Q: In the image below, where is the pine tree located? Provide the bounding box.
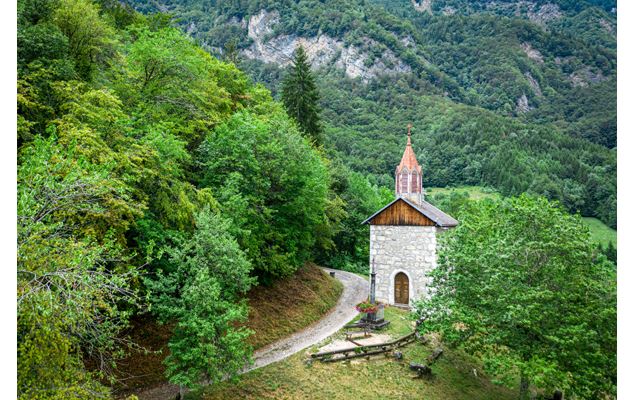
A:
[281,46,322,145]
[223,37,239,65]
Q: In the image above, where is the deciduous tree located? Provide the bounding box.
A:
[416,195,616,399]
[145,210,255,392]
[199,111,330,279]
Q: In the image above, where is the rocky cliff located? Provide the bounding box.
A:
[242,10,412,82]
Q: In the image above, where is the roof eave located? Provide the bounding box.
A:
[362,196,459,227]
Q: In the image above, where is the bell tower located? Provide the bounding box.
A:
[395,124,423,205]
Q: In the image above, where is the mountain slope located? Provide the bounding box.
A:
[124,0,617,227]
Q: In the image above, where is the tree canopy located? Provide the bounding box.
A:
[145,209,255,390]
[416,194,616,399]
[16,0,338,395]
[198,110,330,279]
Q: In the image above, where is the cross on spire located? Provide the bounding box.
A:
[407,123,412,145]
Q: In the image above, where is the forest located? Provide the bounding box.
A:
[16,0,616,399]
[124,0,617,231]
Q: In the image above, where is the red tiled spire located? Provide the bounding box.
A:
[396,124,422,174]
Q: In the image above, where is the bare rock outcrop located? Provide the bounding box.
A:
[516,94,532,114]
[525,72,542,97]
[527,3,562,26]
[599,18,616,36]
[485,1,562,26]
[242,10,412,82]
[412,0,432,14]
[569,67,606,88]
[521,42,544,64]
[442,6,456,16]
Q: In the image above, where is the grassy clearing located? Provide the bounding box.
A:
[115,263,342,396]
[426,186,499,200]
[583,217,617,247]
[191,307,514,400]
[428,188,617,247]
[345,306,414,338]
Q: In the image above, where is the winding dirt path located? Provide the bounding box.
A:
[132,268,368,400]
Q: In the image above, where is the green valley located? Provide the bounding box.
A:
[15,0,617,399]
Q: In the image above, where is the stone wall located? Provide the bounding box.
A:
[369,225,437,305]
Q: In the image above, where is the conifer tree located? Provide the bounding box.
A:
[281,46,323,145]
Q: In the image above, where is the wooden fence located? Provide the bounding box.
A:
[310,332,418,362]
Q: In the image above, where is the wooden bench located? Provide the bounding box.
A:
[345,327,371,341]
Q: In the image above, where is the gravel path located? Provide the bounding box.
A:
[132,268,367,400]
[246,267,368,371]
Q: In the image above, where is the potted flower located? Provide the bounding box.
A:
[355,301,378,314]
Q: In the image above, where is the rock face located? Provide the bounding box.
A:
[370,225,439,305]
[527,3,562,26]
[442,6,456,16]
[599,18,616,36]
[412,0,432,14]
[525,72,542,97]
[485,1,562,26]
[569,67,606,88]
[516,94,532,114]
[521,42,544,64]
[242,10,411,82]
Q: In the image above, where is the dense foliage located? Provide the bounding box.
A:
[16,0,338,396]
[123,0,617,229]
[199,110,330,279]
[16,0,618,397]
[145,210,255,390]
[416,195,616,399]
[17,135,138,399]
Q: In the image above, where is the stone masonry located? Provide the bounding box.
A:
[364,128,457,307]
[370,225,439,305]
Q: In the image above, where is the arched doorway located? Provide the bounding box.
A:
[394,272,409,304]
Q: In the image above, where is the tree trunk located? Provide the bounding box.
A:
[519,372,530,400]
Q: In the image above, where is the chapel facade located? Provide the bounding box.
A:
[363,126,458,306]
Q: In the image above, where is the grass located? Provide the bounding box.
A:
[346,306,414,338]
[583,217,617,247]
[246,263,344,349]
[426,185,499,201]
[190,307,514,400]
[115,263,343,396]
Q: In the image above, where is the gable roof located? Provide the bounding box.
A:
[362,196,459,227]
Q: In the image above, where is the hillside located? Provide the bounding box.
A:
[124,0,617,228]
[191,307,515,400]
[426,185,617,247]
[16,1,617,398]
[113,264,342,396]
[17,0,347,396]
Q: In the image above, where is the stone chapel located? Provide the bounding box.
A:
[362,126,458,306]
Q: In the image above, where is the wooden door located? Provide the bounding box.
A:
[394,272,409,304]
